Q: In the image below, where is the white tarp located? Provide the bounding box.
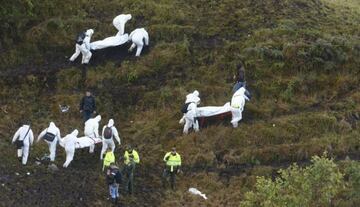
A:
[90,33,129,50]
[60,136,102,149]
[196,102,232,117]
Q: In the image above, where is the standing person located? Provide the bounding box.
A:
[179,90,201,134]
[37,122,61,162]
[61,129,79,168]
[12,122,34,165]
[162,147,182,190]
[123,145,140,194]
[106,163,122,204]
[100,119,121,160]
[84,115,101,153]
[230,87,248,128]
[103,148,115,171]
[233,63,251,99]
[79,90,97,122]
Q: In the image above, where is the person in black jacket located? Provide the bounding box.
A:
[233,63,251,100]
[79,90,96,122]
[106,163,122,204]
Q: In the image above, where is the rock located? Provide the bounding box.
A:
[48,163,59,172]
[15,172,19,176]
[26,172,31,175]
[35,161,41,165]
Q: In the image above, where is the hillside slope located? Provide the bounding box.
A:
[0,0,360,206]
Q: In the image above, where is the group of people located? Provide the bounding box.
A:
[69,13,149,64]
[10,8,252,203]
[11,92,183,204]
[179,63,251,134]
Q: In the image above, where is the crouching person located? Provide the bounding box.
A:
[106,163,122,204]
[162,147,181,190]
[69,29,94,64]
[12,122,34,165]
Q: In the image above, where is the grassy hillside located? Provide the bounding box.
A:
[0,0,360,206]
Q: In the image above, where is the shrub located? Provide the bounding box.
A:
[241,154,344,207]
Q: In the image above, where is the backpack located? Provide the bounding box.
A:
[43,128,56,142]
[43,132,56,142]
[75,32,86,45]
[181,102,192,113]
[104,127,113,139]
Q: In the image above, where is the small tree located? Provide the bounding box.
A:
[241,154,344,207]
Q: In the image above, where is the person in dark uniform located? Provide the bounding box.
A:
[79,90,96,122]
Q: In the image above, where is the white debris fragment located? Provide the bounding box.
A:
[189,187,207,200]
[15,172,19,176]
[59,105,70,113]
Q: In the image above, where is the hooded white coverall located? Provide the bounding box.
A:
[230,87,248,128]
[128,28,149,57]
[113,14,132,35]
[84,115,101,153]
[61,129,79,168]
[12,125,34,165]
[100,119,121,160]
[69,29,94,64]
[37,122,61,162]
[182,90,201,134]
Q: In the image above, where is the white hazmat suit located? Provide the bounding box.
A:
[100,119,121,160]
[12,125,34,165]
[69,29,94,64]
[37,122,61,162]
[230,87,248,128]
[61,129,79,168]
[128,28,149,57]
[113,14,132,35]
[84,115,101,153]
[181,90,201,134]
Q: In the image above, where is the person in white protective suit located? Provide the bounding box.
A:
[230,87,249,128]
[61,129,79,168]
[113,14,132,35]
[12,124,34,165]
[128,28,149,57]
[84,115,101,153]
[100,119,121,160]
[179,90,201,124]
[180,90,201,134]
[37,122,61,162]
[69,29,94,64]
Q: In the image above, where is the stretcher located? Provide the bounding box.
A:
[60,136,102,149]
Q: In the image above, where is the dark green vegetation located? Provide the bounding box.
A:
[1,0,360,206]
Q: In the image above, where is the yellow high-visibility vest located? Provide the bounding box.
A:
[124,150,140,165]
[164,152,181,172]
[103,151,115,170]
